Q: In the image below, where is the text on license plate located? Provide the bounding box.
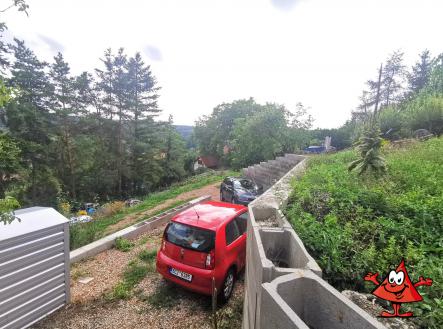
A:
[169,267,192,282]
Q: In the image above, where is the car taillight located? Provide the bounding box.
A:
[162,239,166,251]
[206,250,215,269]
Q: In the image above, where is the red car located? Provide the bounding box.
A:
[156,200,248,302]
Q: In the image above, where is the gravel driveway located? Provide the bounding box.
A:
[33,220,244,329]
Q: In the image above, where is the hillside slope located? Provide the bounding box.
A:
[285,138,442,328]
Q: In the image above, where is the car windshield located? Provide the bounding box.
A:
[165,222,215,253]
[234,179,255,190]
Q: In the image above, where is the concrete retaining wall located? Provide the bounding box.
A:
[242,154,305,191]
[70,195,211,263]
[242,157,386,329]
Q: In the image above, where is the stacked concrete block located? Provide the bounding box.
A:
[242,157,386,329]
[261,271,385,329]
[242,154,305,192]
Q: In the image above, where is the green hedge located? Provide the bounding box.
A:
[285,138,443,328]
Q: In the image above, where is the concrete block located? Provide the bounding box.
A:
[262,271,386,329]
[259,228,322,277]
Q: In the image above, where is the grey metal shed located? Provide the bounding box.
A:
[0,207,70,329]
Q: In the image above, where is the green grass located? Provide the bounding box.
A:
[109,248,159,300]
[115,237,135,252]
[70,170,238,250]
[285,138,443,329]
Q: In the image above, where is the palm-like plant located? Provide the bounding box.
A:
[348,125,386,175]
[349,63,387,176]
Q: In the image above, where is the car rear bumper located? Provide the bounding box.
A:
[156,250,216,296]
[236,198,255,206]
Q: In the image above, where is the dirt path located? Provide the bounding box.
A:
[103,182,221,235]
[34,224,244,329]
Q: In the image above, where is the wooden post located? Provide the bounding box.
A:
[212,277,218,329]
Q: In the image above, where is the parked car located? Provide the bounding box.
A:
[220,177,262,205]
[156,201,248,302]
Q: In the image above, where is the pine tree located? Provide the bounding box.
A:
[364,51,406,110]
[49,52,84,199]
[408,50,432,96]
[125,52,160,194]
[6,39,59,205]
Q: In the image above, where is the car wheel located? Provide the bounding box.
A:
[220,191,224,201]
[220,268,235,303]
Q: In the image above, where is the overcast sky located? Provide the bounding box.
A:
[3,0,443,128]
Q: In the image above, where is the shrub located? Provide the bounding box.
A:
[115,237,134,252]
[95,201,125,218]
[70,222,99,250]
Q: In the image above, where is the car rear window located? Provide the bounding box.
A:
[165,222,215,253]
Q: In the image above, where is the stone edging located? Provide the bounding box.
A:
[70,195,211,263]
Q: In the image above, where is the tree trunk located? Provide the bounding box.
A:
[373,64,383,124]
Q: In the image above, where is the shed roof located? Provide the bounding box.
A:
[199,155,219,168]
[0,207,68,241]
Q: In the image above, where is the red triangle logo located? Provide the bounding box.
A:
[372,259,423,303]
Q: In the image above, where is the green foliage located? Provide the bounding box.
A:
[404,95,443,136]
[286,138,443,328]
[138,249,157,262]
[230,104,290,168]
[195,98,314,168]
[1,38,195,207]
[0,196,20,225]
[0,133,22,197]
[69,170,237,250]
[115,237,135,252]
[348,124,386,175]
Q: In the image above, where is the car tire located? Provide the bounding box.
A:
[220,191,224,201]
[219,268,235,304]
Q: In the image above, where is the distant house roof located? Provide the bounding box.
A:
[198,156,219,168]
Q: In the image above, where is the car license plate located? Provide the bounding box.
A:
[169,267,192,282]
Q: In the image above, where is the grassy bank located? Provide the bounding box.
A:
[70,170,238,250]
[285,138,442,328]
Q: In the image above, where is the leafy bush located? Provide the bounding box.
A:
[70,222,99,250]
[95,201,125,218]
[285,138,443,328]
[115,237,135,252]
[0,196,20,225]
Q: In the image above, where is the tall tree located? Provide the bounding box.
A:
[6,39,59,206]
[160,115,186,185]
[408,50,432,96]
[125,52,160,194]
[0,133,21,198]
[194,98,262,163]
[364,51,406,110]
[49,53,84,199]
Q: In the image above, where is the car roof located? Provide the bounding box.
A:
[171,201,246,231]
[225,176,252,182]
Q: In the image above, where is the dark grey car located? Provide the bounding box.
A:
[220,177,263,205]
